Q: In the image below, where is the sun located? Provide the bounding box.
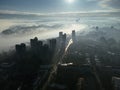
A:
[66,0,74,3]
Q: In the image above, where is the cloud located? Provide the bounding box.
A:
[0,10,44,16]
[86,0,120,11]
[0,9,120,20]
[100,0,120,9]
[86,0,98,2]
[1,24,63,35]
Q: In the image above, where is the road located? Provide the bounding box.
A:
[42,38,73,90]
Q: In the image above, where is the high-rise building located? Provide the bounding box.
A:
[59,32,63,38]
[15,43,26,53]
[62,33,66,42]
[72,30,76,41]
[49,39,56,50]
[38,41,43,47]
[30,37,38,48]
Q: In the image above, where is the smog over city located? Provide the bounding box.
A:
[0,0,120,90]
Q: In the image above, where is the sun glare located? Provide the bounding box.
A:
[66,0,74,3]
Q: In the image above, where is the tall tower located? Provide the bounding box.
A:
[72,30,76,41]
[59,32,63,38]
[49,39,56,51]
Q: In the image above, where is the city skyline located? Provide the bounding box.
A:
[0,0,120,52]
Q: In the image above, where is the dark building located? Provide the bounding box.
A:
[59,32,66,42]
[49,39,56,51]
[59,32,64,44]
[30,37,43,51]
[58,32,67,47]
[56,64,100,90]
[43,44,49,54]
[59,32,63,38]
[30,37,38,48]
[38,41,43,46]
[72,30,76,41]
[42,44,50,63]
[15,43,26,54]
[62,33,66,42]
[112,77,120,90]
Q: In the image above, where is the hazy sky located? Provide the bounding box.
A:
[0,0,120,14]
